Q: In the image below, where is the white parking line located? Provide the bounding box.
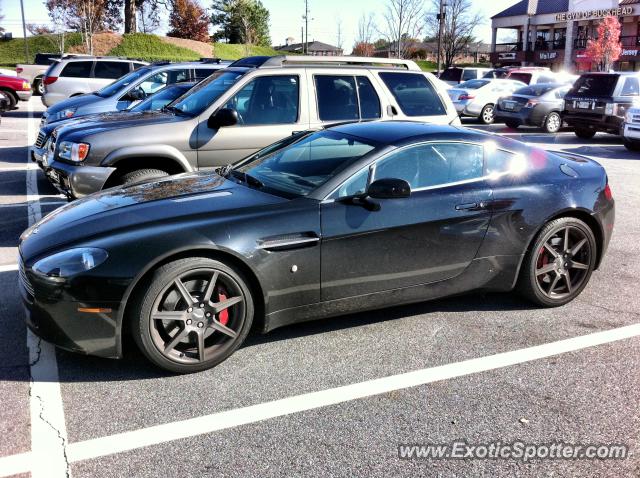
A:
[24,99,70,478]
[0,263,18,272]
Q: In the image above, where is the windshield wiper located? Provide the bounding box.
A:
[163,105,188,116]
[230,170,264,189]
[217,164,233,178]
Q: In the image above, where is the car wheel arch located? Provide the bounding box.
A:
[102,155,190,188]
[117,246,267,357]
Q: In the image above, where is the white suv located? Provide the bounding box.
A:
[42,57,148,106]
[622,106,640,151]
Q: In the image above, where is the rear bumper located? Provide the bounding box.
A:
[563,112,623,134]
[42,92,67,107]
[453,100,482,117]
[45,159,115,198]
[494,107,543,126]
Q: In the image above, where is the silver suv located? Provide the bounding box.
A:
[41,59,228,125]
[42,56,149,106]
[37,55,459,198]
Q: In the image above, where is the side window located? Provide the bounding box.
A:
[224,75,299,125]
[60,61,93,78]
[356,76,381,119]
[94,61,131,80]
[193,68,218,81]
[166,69,190,83]
[485,147,525,176]
[373,142,483,189]
[138,71,169,94]
[378,72,446,117]
[461,69,477,81]
[621,77,640,96]
[315,75,359,121]
[133,62,146,70]
[334,167,370,198]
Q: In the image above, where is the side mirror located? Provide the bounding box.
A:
[367,178,411,199]
[208,108,239,129]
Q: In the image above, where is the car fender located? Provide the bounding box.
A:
[101,145,194,172]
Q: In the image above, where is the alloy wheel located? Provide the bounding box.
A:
[481,105,494,124]
[545,112,561,133]
[534,225,592,300]
[149,267,246,364]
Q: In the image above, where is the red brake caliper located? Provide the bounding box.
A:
[217,286,229,326]
[538,246,548,272]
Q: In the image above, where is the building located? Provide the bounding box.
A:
[374,41,491,63]
[490,0,640,72]
[274,41,343,56]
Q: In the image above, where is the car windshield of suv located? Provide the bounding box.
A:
[508,72,532,84]
[515,84,557,97]
[169,70,245,116]
[439,69,462,81]
[233,130,378,198]
[458,79,490,90]
[570,74,619,96]
[95,67,152,98]
[129,83,194,112]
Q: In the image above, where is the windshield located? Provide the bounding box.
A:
[458,79,490,90]
[170,70,245,116]
[130,84,193,112]
[96,67,152,98]
[515,85,556,97]
[234,130,378,198]
[569,74,619,96]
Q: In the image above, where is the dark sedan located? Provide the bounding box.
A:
[19,121,615,373]
[495,83,571,133]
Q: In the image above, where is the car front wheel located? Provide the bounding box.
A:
[118,168,169,186]
[517,217,596,307]
[132,257,254,373]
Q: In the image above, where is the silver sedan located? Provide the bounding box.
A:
[448,78,527,124]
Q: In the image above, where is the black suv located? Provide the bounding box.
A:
[563,72,640,139]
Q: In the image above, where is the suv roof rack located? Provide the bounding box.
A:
[151,60,172,66]
[228,56,272,68]
[199,57,223,64]
[261,55,421,71]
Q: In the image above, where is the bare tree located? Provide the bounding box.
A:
[425,0,483,68]
[356,12,376,44]
[379,0,424,59]
[335,17,343,50]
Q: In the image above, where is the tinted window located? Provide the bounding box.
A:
[95,66,152,97]
[133,62,146,69]
[439,69,462,81]
[515,85,556,97]
[315,75,359,121]
[379,72,446,116]
[237,130,377,197]
[166,69,189,83]
[35,53,60,65]
[621,77,640,96]
[94,61,131,79]
[224,75,299,125]
[60,61,93,78]
[461,69,477,81]
[172,69,245,116]
[373,142,484,189]
[508,72,532,84]
[193,68,219,80]
[570,74,619,96]
[356,76,381,119]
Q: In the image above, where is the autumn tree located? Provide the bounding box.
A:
[211,0,271,46]
[352,42,375,57]
[424,0,482,68]
[168,0,210,43]
[585,15,622,72]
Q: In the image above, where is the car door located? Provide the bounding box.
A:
[195,73,309,168]
[320,141,493,301]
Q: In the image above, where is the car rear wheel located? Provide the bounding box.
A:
[574,128,596,139]
[623,138,640,151]
[132,258,254,373]
[118,168,169,186]
[479,104,495,124]
[517,217,596,307]
[505,121,519,129]
[543,112,561,133]
[0,90,17,110]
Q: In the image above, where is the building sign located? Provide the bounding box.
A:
[498,52,517,60]
[622,49,639,56]
[539,51,558,60]
[555,7,633,21]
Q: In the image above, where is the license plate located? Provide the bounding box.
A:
[503,101,515,110]
[577,101,591,109]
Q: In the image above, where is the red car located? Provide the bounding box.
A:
[0,74,32,110]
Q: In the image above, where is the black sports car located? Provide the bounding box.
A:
[19,121,615,373]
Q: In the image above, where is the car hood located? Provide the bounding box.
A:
[41,110,136,137]
[46,93,103,117]
[20,171,287,260]
[55,111,185,140]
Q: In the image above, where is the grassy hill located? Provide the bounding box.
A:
[0,33,82,67]
[109,33,202,62]
[213,43,282,60]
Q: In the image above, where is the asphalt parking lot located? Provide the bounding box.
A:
[0,98,639,477]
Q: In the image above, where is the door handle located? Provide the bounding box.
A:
[455,202,479,211]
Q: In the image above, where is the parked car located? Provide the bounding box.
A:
[36,55,459,199]
[505,67,557,85]
[41,56,149,107]
[19,121,615,373]
[621,106,640,151]
[0,93,9,124]
[0,74,32,109]
[448,78,526,124]
[16,53,89,95]
[563,72,640,139]
[439,67,492,86]
[495,83,571,133]
[32,82,197,169]
[483,68,511,79]
[41,59,227,126]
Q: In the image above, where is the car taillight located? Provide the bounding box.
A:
[16,67,23,74]
[458,94,475,100]
[525,100,538,108]
[604,183,613,201]
[43,76,58,85]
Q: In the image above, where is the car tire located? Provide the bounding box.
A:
[118,168,169,186]
[543,112,562,133]
[505,121,519,129]
[131,257,254,373]
[479,104,495,124]
[0,90,17,110]
[34,78,45,96]
[574,128,596,139]
[517,217,597,307]
[623,138,640,151]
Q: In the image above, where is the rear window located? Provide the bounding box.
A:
[93,61,131,80]
[458,79,490,89]
[439,69,462,82]
[60,61,93,78]
[379,72,446,117]
[461,69,477,81]
[34,53,60,65]
[570,75,619,96]
[508,72,532,84]
[515,85,556,96]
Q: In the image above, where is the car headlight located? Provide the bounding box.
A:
[32,248,108,279]
[58,140,90,162]
[52,107,77,122]
[22,81,31,91]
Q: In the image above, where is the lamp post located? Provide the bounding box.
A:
[436,0,447,75]
[19,0,29,63]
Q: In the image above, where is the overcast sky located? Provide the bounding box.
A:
[1,0,519,53]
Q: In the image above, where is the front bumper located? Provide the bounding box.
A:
[623,122,640,141]
[44,158,115,198]
[452,100,483,117]
[17,90,32,101]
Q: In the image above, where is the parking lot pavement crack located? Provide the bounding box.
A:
[28,336,42,367]
[582,302,640,319]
